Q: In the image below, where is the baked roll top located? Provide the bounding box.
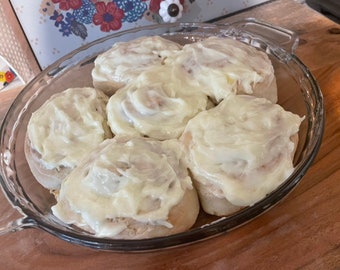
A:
[166,36,277,103]
[25,87,111,189]
[52,136,199,239]
[181,94,303,213]
[106,65,208,140]
[92,36,182,95]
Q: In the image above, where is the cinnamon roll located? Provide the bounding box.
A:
[180,94,303,216]
[91,36,182,95]
[25,87,112,190]
[106,65,208,140]
[52,136,199,239]
[167,36,277,103]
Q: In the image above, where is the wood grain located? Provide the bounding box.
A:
[0,0,339,269]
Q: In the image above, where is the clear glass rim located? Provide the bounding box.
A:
[0,21,324,251]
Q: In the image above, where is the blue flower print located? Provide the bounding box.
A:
[72,0,96,24]
[59,23,72,36]
[116,0,147,23]
[65,12,76,24]
[50,10,65,27]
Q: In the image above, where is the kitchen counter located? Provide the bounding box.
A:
[0,0,339,269]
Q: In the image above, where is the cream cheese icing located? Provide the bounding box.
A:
[166,36,277,103]
[27,87,111,170]
[91,36,182,94]
[181,94,304,207]
[106,65,208,140]
[52,136,194,238]
[24,34,304,236]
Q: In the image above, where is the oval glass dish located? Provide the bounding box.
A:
[0,19,324,251]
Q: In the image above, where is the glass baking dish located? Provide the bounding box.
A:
[0,19,324,251]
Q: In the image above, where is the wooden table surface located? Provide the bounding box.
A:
[0,0,339,269]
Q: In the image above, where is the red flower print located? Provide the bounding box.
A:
[93,2,124,32]
[149,0,162,13]
[52,0,82,11]
[5,71,15,83]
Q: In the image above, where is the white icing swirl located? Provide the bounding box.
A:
[52,137,193,237]
[27,87,111,170]
[166,36,277,103]
[92,36,182,93]
[181,95,304,206]
[106,65,208,140]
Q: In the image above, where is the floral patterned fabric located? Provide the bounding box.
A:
[10,0,270,68]
[40,0,190,40]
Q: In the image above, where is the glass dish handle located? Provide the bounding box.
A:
[228,18,299,54]
[0,193,33,235]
